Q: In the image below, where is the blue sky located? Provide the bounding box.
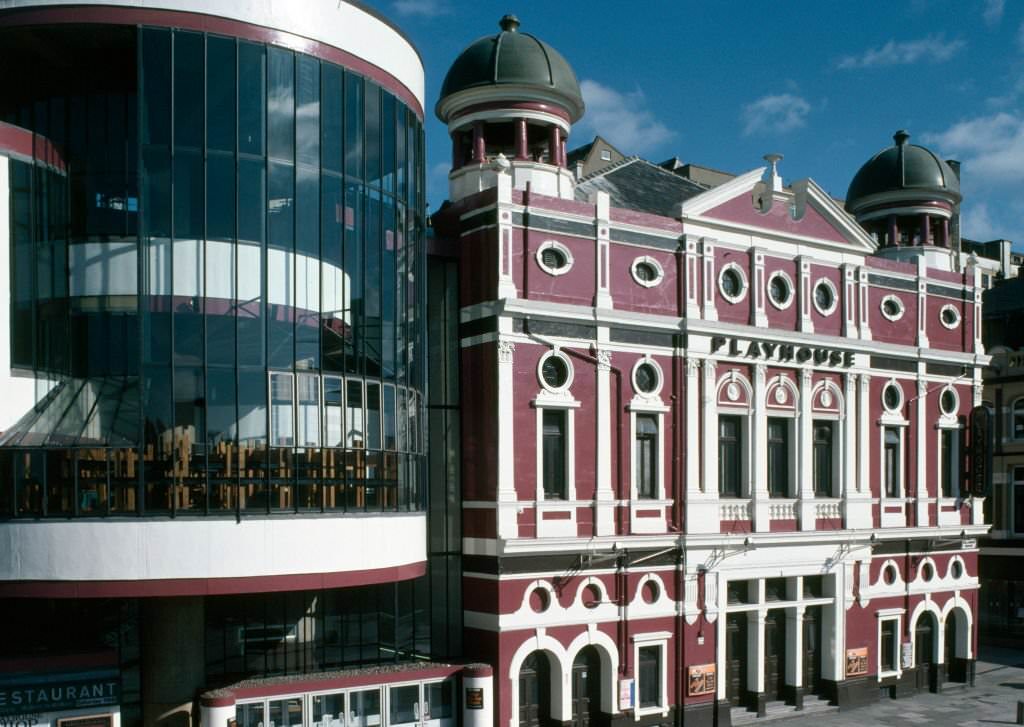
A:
[371,0,1024,248]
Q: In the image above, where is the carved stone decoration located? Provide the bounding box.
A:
[726,382,740,402]
[596,349,612,372]
[774,386,787,405]
[686,358,702,376]
[820,389,833,408]
[498,340,516,364]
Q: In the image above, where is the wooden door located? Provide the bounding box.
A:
[916,614,936,666]
[519,652,550,727]
[571,647,602,727]
[763,610,786,701]
[802,606,821,693]
[726,613,747,705]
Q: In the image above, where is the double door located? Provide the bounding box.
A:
[763,610,786,701]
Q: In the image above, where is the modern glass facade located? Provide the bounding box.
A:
[0,24,426,518]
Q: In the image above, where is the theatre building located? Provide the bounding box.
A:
[0,3,479,727]
[429,15,989,727]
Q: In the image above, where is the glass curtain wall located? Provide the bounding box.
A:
[0,25,427,518]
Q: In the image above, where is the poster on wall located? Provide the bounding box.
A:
[901,642,913,669]
[618,679,634,710]
[465,688,483,710]
[845,647,869,677]
[687,664,717,696]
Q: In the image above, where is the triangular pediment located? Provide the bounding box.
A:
[678,167,877,253]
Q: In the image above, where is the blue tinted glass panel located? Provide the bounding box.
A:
[364,81,381,188]
[141,28,171,146]
[238,42,265,156]
[207,35,236,152]
[174,31,204,149]
[321,64,343,173]
[296,54,320,167]
[344,72,363,179]
[268,47,294,162]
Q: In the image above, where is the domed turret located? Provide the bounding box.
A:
[846,131,962,269]
[436,15,585,201]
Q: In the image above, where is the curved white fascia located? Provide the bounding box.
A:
[0,512,425,582]
[0,0,425,109]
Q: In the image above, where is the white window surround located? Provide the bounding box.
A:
[536,240,574,276]
[881,379,905,417]
[631,633,670,718]
[628,400,670,505]
[718,262,749,305]
[939,303,962,330]
[876,612,903,679]
[812,277,839,317]
[766,270,795,310]
[880,294,906,322]
[938,386,960,420]
[600,149,612,161]
[533,395,580,505]
[879,421,908,503]
[630,255,665,288]
[766,375,798,409]
[766,410,798,499]
[537,349,575,394]
[631,356,665,398]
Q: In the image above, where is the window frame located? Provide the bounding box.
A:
[717,262,749,305]
[630,255,665,288]
[632,633,670,716]
[718,413,744,498]
[812,419,835,498]
[877,612,903,678]
[766,416,791,498]
[812,277,839,316]
[766,270,795,310]
[633,412,661,501]
[938,424,961,499]
[1012,465,1024,536]
[882,425,904,499]
[535,240,574,277]
[1012,398,1024,442]
[541,408,568,500]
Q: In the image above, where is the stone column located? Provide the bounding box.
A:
[916,377,929,527]
[752,364,770,532]
[920,214,931,246]
[595,346,615,535]
[798,368,815,530]
[888,215,899,246]
[514,118,529,160]
[548,125,561,167]
[496,340,518,538]
[472,121,485,162]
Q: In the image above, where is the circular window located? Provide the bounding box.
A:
[634,361,661,395]
[529,587,550,613]
[880,295,905,322]
[883,382,903,412]
[883,564,898,585]
[767,272,794,310]
[940,388,958,416]
[718,264,748,304]
[540,353,571,391]
[921,562,935,582]
[940,304,961,329]
[631,257,664,287]
[536,241,573,276]
[641,580,660,604]
[951,560,964,579]
[582,584,602,609]
[813,279,837,315]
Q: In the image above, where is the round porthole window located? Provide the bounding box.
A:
[529,587,550,613]
[813,279,837,315]
[883,564,898,585]
[582,584,602,609]
[767,272,794,310]
[641,580,660,604]
[536,241,574,276]
[883,382,903,412]
[940,304,961,329]
[921,563,935,582]
[540,353,571,391]
[719,264,748,304]
[631,256,664,287]
[951,561,964,579]
[940,388,958,416]
[634,361,661,395]
[881,295,905,322]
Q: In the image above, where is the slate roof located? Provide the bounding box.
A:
[575,157,708,217]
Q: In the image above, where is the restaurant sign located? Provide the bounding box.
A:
[0,671,119,716]
[969,405,993,497]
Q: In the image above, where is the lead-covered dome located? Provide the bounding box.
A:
[436,14,584,122]
[846,130,961,214]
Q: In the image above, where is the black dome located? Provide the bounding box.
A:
[846,130,961,213]
[436,15,584,122]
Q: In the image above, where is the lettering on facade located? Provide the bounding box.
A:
[0,677,119,717]
[618,679,634,711]
[686,664,716,697]
[710,336,855,367]
[0,714,40,727]
[969,405,992,496]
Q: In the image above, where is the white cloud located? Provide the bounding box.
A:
[961,202,1001,240]
[984,0,1005,26]
[740,93,810,136]
[836,35,965,69]
[923,112,1024,182]
[576,79,674,154]
[391,0,449,18]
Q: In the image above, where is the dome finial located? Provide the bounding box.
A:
[499,14,520,32]
[894,129,910,146]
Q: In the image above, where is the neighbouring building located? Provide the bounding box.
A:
[430,14,988,727]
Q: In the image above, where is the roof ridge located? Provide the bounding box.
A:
[576,155,641,182]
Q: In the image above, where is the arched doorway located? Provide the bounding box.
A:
[915,612,938,691]
[945,608,970,683]
[571,646,603,727]
[519,651,553,727]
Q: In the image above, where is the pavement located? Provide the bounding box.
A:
[776,646,1024,727]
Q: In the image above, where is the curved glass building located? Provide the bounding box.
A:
[0,4,438,726]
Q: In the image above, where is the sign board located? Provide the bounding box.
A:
[57,716,112,727]
[901,642,913,670]
[618,679,634,711]
[969,405,992,496]
[845,647,868,677]
[0,672,119,716]
[465,688,483,711]
[686,664,716,697]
